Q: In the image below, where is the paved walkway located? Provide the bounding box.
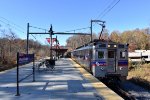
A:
[0,58,122,100]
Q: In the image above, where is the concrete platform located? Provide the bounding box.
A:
[0,58,123,100]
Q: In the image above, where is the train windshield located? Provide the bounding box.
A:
[108,50,115,58]
[120,51,126,58]
[98,51,104,59]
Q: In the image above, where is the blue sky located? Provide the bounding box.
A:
[0,0,150,45]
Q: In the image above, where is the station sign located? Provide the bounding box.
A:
[18,53,34,65]
[16,52,35,96]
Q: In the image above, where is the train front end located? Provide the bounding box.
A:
[92,42,128,81]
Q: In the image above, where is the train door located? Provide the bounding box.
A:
[118,48,128,76]
[107,49,117,72]
[89,49,93,71]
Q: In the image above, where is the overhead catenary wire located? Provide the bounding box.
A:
[31,34,37,40]
[0,16,26,30]
[0,16,48,34]
[92,0,121,39]
[0,16,27,39]
[0,17,47,43]
[93,0,120,26]
[65,0,121,35]
[1,0,121,44]
[94,0,121,25]
[29,25,48,32]
[0,19,25,34]
[96,0,117,19]
[65,26,90,33]
[89,0,115,27]
[100,0,121,19]
[0,16,40,42]
[49,0,120,35]
[29,25,56,45]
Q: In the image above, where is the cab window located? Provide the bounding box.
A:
[108,50,115,58]
[120,51,126,58]
[98,51,104,59]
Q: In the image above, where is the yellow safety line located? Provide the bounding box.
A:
[70,58,123,100]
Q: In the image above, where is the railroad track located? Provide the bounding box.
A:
[72,59,136,99]
[110,84,135,100]
[101,79,136,100]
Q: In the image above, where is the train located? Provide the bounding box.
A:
[71,39,128,81]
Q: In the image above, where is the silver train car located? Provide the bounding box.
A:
[71,39,128,81]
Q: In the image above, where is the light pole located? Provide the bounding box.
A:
[48,25,53,60]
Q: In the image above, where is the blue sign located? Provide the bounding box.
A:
[18,53,34,65]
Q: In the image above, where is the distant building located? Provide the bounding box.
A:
[128,50,150,62]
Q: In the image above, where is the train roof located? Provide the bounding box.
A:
[73,45,92,51]
[72,39,128,52]
[75,39,122,49]
[91,39,117,44]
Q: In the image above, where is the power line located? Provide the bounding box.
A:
[92,0,120,33]
[101,0,121,18]
[0,19,25,34]
[0,19,10,26]
[0,17,40,42]
[89,0,116,28]
[64,0,119,33]
[30,25,48,32]
[31,34,37,40]
[45,1,120,35]
[65,27,90,33]
[0,16,25,30]
[96,0,117,19]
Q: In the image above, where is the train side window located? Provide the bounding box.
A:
[120,51,126,58]
[108,51,115,58]
[98,51,104,59]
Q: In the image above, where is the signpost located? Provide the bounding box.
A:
[16,52,35,96]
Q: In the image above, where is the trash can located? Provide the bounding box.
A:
[49,59,55,65]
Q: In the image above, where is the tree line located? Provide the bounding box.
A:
[66,28,150,51]
[0,26,150,71]
[0,27,49,70]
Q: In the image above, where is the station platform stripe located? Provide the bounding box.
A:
[70,58,123,100]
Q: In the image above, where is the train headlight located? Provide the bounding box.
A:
[108,45,110,47]
[120,67,123,70]
[114,45,117,47]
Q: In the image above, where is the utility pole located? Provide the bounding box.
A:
[90,20,93,42]
[56,35,57,60]
[27,23,29,54]
[49,25,53,59]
